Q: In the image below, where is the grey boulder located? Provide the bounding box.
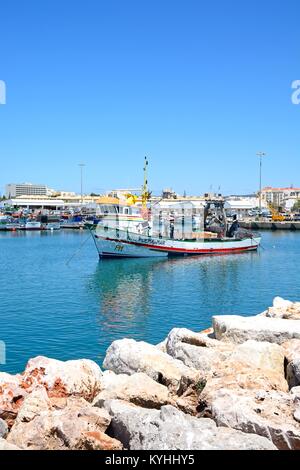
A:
[213,315,300,345]
[104,400,276,450]
[103,339,199,393]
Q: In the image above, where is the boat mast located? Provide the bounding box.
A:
[141,156,150,207]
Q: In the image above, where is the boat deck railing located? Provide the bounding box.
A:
[94,225,256,243]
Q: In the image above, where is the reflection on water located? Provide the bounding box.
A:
[90,259,163,335]
[87,250,261,353]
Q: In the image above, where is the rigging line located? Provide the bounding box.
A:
[65,232,92,266]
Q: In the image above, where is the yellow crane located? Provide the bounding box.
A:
[125,193,138,206]
[268,203,285,222]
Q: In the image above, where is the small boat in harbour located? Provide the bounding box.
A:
[19,221,43,231]
[86,197,261,259]
[44,222,61,230]
[86,159,261,259]
[87,224,261,258]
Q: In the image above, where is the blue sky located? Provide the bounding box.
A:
[0,0,299,196]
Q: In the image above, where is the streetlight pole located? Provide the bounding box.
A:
[256,152,266,215]
[78,163,85,205]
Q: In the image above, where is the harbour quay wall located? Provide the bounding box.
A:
[1,297,300,450]
[240,220,300,231]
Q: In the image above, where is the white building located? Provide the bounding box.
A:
[283,197,300,212]
[4,197,65,210]
[261,187,300,207]
[3,194,103,210]
[224,197,266,218]
[161,188,179,199]
[5,183,55,198]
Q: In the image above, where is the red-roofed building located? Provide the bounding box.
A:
[261,187,300,207]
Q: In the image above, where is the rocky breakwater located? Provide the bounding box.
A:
[1,296,300,450]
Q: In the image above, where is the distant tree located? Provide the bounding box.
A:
[90,193,100,197]
[292,199,300,212]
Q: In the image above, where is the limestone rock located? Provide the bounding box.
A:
[103,339,199,393]
[0,372,27,427]
[265,297,300,320]
[281,339,300,388]
[156,339,167,352]
[287,359,300,389]
[7,397,112,450]
[290,386,300,399]
[79,431,122,450]
[93,371,174,409]
[15,387,51,424]
[199,327,215,337]
[0,418,8,438]
[213,315,300,345]
[227,340,287,390]
[0,373,20,387]
[282,339,300,363]
[104,400,276,450]
[207,388,300,450]
[166,328,234,373]
[294,408,300,423]
[20,356,102,401]
[229,340,284,373]
[201,340,287,400]
[0,438,21,450]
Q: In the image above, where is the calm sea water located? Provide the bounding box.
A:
[0,230,300,374]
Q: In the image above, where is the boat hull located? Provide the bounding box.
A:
[91,229,261,259]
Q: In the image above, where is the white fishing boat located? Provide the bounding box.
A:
[95,197,146,230]
[87,159,261,258]
[44,222,61,230]
[87,224,260,258]
[22,221,43,231]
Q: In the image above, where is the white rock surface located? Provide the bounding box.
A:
[104,400,276,450]
[0,372,28,426]
[103,339,199,393]
[15,387,51,424]
[287,359,300,389]
[209,388,300,450]
[229,340,285,375]
[213,315,300,345]
[265,297,300,320]
[166,328,233,372]
[273,297,293,310]
[0,418,8,438]
[156,339,167,352]
[282,339,300,388]
[198,339,288,401]
[93,370,174,409]
[0,438,21,450]
[7,397,117,450]
[21,356,102,401]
